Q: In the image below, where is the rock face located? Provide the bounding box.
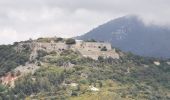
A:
[0,63,40,87]
[14,63,40,75]
[154,61,160,66]
[0,73,17,88]
[89,86,99,91]
[17,39,119,60]
[77,15,170,58]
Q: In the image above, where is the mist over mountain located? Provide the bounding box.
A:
[77,15,170,58]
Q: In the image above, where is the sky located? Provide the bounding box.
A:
[0,0,170,44]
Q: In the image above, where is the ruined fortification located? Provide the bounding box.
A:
[1,38,119,87]
[17,38,119,60]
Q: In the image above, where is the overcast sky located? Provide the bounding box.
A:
[0,0,170,44]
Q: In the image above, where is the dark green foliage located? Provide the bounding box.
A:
[46,50,80,66]
[10,67,65,98]
[36,38,51,43]
[71,91,79,96]
[101,46,107,51]
[98,56,104,62]
[65,38,76,45]
[0,45,31,76]
[54,37,63,42]
[0,84,6,93]
[79,80,88,84]
[36,50,48,60]
[85,39,97,42]
[1,44,170,99]
[37,37,64,43]
[99,81,103,88]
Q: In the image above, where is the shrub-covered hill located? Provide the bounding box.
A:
[0,44,31,76]
[0,48,170,100]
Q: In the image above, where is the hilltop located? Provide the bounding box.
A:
[0,37,170,99]
[0,37,119,86]
[17,37,119,61]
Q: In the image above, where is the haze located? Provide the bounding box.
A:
[0,0,170,44]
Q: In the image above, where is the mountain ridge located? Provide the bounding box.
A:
[77,15,170,58]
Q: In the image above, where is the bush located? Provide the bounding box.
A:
[54,37,63,42]
[85,39,96,42]
[36,50,48,60]
[98,56,104,62]
[65,38,76,45]
[0,84,6,92]
[37,38,51,43]
[79,79,88,84]
[71,91,78,96]
[101,46,107,51]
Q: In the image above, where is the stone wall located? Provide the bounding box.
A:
[73,41,112,51]
[17,40,119,60]
[72,41,119,60]
[34,42,69,52]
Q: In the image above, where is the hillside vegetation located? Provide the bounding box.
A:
[0,39,170,100]
[0,44,31,76]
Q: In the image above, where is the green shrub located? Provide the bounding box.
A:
[79,79,88,84]
[54,37,63,42]
[65,38,76,45]
[85,39,97,42]
[37,38,51,43]
[36,50,48,60]
[0,45,31,76]
[0,84,6,92]
[98,56,104,62]
[101,46,107,51]
[71,91,79,96]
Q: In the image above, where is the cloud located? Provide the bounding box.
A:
[0,0,170,44]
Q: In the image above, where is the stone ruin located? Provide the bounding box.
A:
[17,38,120,60]
[1,38,120,87]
